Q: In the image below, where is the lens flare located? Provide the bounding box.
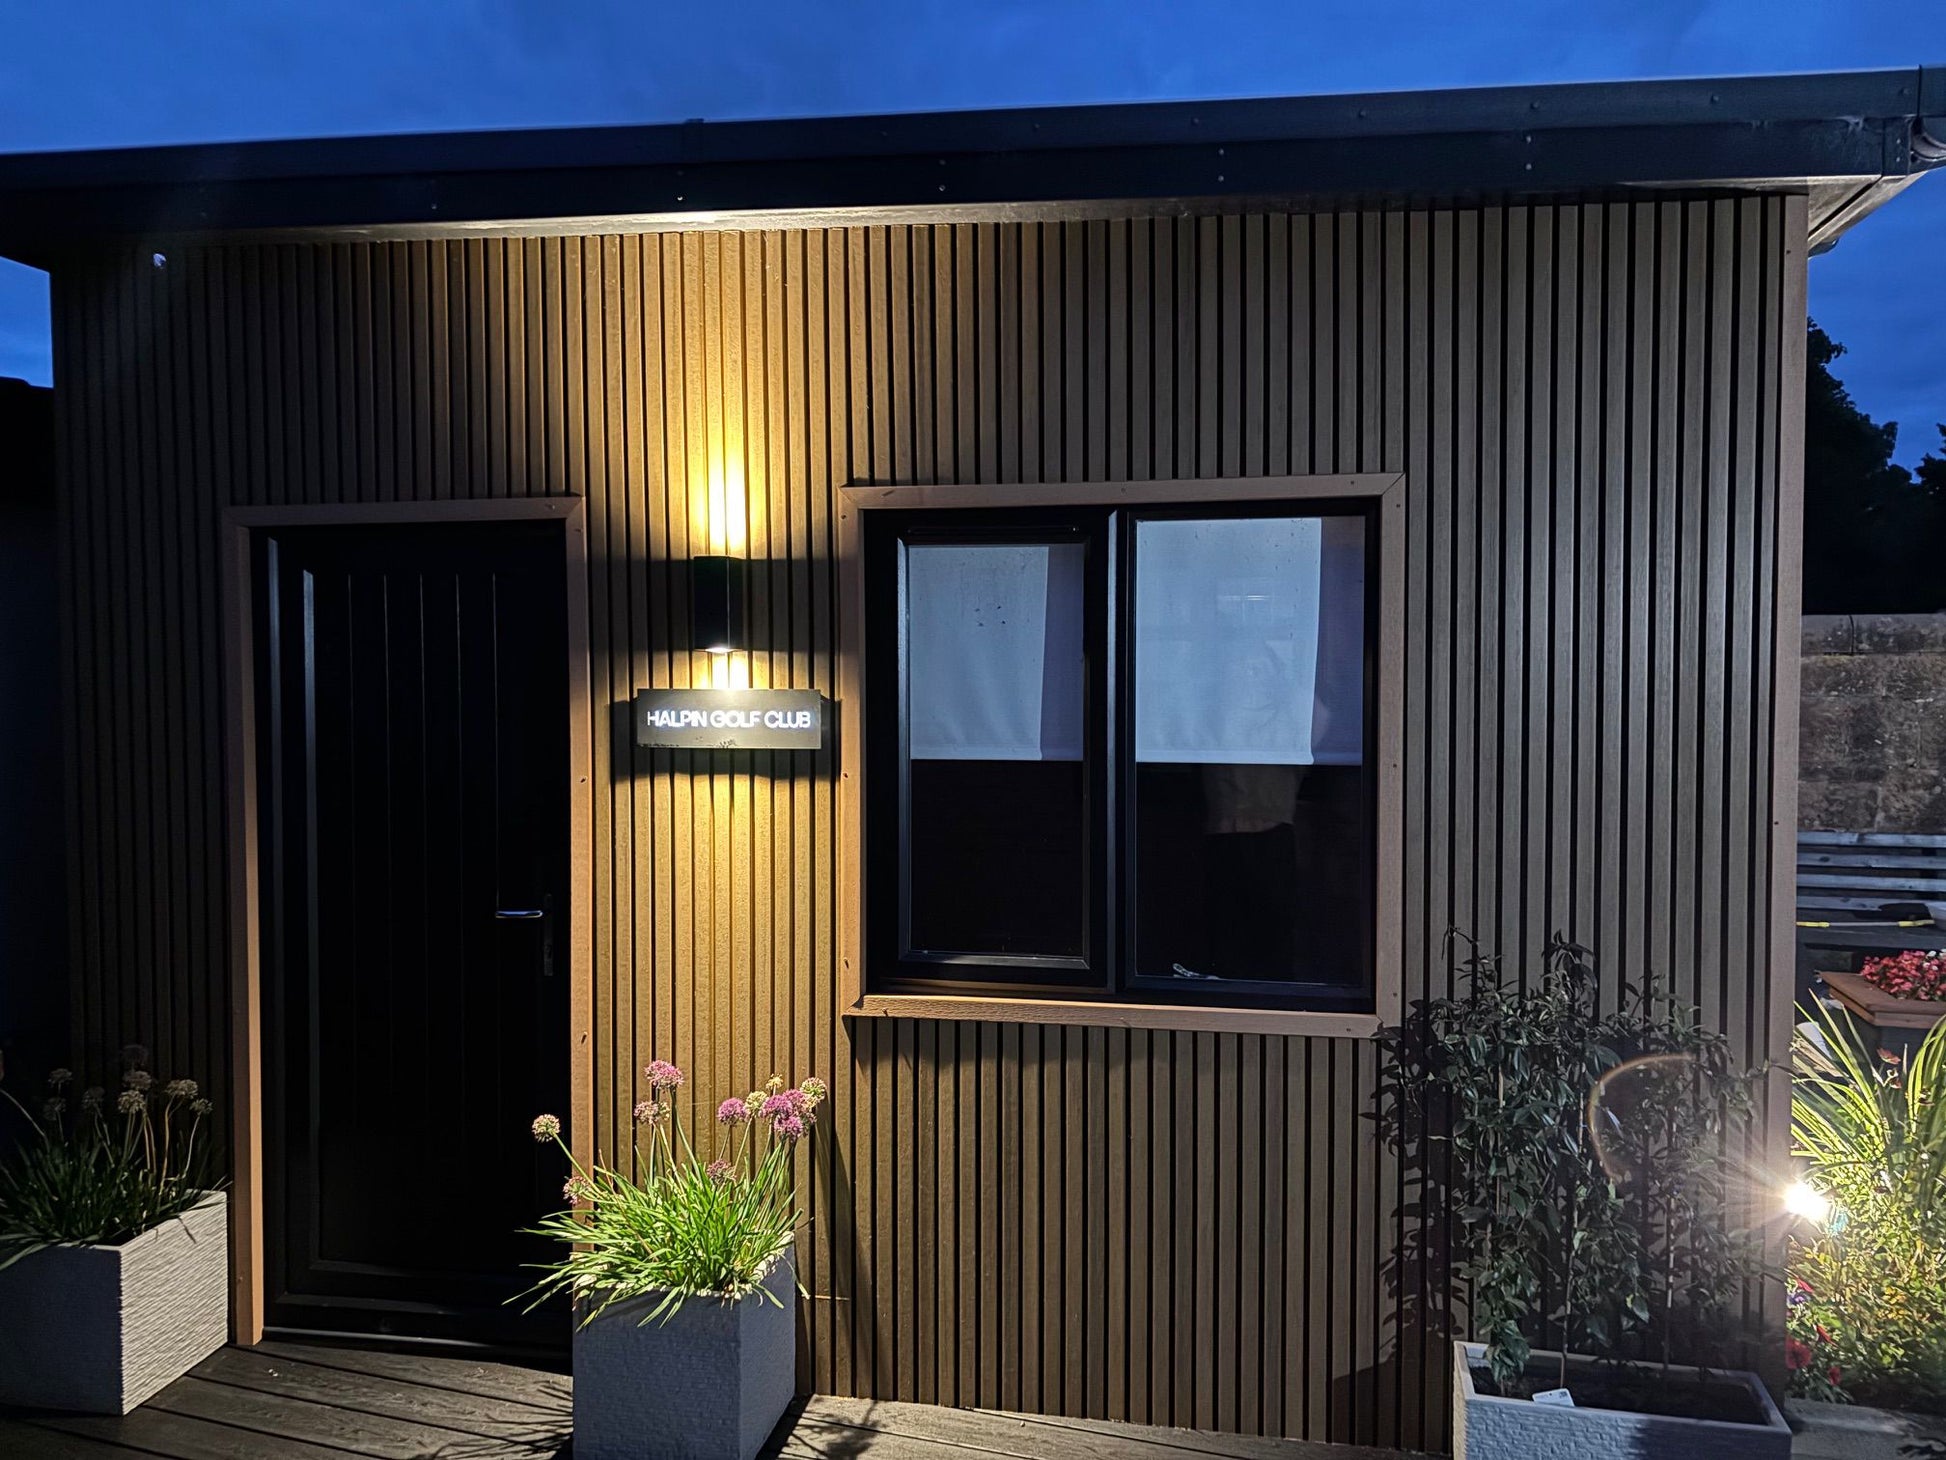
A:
[1784,1181,1832,1224]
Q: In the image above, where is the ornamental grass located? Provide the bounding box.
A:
[0,1045,220,1265]
[525,1065,825,1325]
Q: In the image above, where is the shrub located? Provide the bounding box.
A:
[0,1046,221,1265]
[1788,1003,1946,1412]
[1855,950,1946,1003]
[1379,934,1765,1392]
[525,1064,825,1325]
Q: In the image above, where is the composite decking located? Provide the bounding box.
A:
[0,1341,1414,1459]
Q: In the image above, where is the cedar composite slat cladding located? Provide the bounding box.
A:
[51,200,1803,1452]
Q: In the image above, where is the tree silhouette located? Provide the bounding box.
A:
[1802,324,1946,614]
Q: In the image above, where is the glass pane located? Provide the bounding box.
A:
[1133,515,1366,986]
[904,541,1087,959]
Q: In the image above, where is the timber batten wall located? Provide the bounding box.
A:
[53,198,1805,1452]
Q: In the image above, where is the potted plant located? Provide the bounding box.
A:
[0,1046,228,1414]
[1820,950,1946,1061]
[1784,1002,1946,1455]
[526,1060,826,1460]
[1380,935,1790,1460]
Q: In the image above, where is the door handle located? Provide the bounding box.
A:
[495,909,546,920]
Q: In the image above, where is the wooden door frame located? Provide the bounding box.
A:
[218,497,594,1345]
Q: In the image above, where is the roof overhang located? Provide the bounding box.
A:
[0,65,1938,266]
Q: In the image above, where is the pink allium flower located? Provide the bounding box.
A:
[644,1060,685,1092]
[718,1098,752,1126]
[706,1158,735,1184]
[772,1113,806,1142]
[530,1113,562,1141]
[760,1093,795,1121]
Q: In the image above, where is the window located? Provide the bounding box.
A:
[862,495,1378,1014]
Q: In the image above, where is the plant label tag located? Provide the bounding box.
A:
[1532,1388,1576,1408]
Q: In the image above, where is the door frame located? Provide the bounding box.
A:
[219,497,594,1345]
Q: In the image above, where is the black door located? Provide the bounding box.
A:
[256,519,570,1347]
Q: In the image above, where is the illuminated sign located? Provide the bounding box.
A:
[633,689,826,751]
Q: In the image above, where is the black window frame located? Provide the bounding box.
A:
[863,497,1379,1014]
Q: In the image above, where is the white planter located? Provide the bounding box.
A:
[0,1190,229,1414]
[573,1249,797,1460]
[1453,1340,1790,1460]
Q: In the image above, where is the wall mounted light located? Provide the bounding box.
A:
[691,555,746,656]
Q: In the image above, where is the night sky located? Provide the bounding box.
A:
[2,2,1941,463]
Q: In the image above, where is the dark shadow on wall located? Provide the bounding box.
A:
[0,376,67,1116]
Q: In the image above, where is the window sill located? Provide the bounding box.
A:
[847,990,1382,1039]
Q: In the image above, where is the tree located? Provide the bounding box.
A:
[1802,324,1946,614]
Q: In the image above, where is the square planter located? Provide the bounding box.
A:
[1820,969,1946,1062]
[1452,1341,1790,1460]
[0,1190,229,1414]
[573,1248,797,1460]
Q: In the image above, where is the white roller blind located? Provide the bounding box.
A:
[1133,515,1364,766]
[906,542,1085,761]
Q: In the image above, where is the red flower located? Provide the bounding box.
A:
[1786,1338,1813,1371]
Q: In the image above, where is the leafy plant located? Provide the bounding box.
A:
[525,1061,825,1326]
[1379,934,1765,1392]
[1788,1002,1946,1413]
[1855,950,1946,1003]
[0,1045,222,1267]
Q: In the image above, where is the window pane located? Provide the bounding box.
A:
[904,541,1087,958]
[1132,515,1366,987]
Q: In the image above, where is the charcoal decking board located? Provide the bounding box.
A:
[0,1344,1416,1460]
[51,199,1806,1451]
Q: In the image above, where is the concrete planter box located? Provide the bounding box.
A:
[573,1248,797,1460]
[1453,1341,1790,1460]
[0,1190,229,1414]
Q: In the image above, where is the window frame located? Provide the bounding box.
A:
[838,475,1406,1040]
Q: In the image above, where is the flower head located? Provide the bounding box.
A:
[80,1086,104,1114]
[772,1113,807,1142]
[531,1113,562,1142]
[706,1158,735,1184]
[799,1076,828,1108]
[164,1078,199,1100]
[124,1069,154,1092]
[190,1098,213,1117]
[633,1100,668,1129]
[46,1067,73,1091]
[717,1098,753,1126]
[760,1093,795,1121]
[644,1060,685,1093]
[116,1088,147,1116]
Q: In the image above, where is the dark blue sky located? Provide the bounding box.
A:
[2,2,1941,463]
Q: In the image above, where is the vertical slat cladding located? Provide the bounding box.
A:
[56,202,1798,1449]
